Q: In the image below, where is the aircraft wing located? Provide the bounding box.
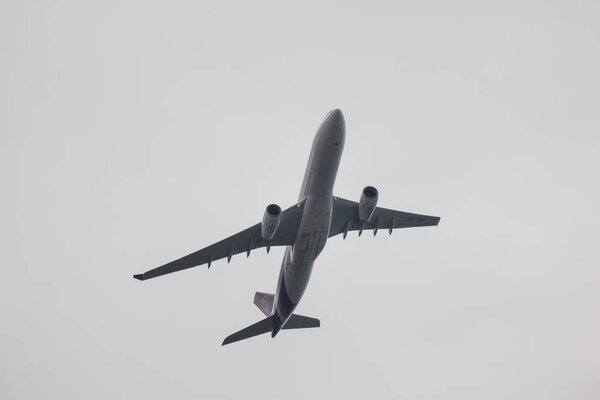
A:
[134,201,305,281]
[329,196,440,238]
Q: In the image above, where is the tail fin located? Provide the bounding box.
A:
[222,316,274,346]
[253,292,274,317]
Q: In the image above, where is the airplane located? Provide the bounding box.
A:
[133,109,440,345]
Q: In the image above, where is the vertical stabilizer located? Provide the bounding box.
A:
[253,292,274,316]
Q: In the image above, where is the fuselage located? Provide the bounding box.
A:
[272,109,346,336]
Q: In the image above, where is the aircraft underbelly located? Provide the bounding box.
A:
[282,198,330,307]
[275,194,332,321]
[283,259,314,304]
[291,194,332,264]
[274,109,344,324]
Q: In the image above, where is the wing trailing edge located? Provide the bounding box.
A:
[134,200,305,281]
[329,196,440,238]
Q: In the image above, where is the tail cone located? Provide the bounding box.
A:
[271,316,283,338]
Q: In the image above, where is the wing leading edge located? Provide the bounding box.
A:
[134,201,305,281]
[329,196,440,238]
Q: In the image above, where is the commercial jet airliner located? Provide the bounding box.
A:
[134,109,440,345]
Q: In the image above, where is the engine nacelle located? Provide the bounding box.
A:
[261,204,282,240]
[358,186,378,222]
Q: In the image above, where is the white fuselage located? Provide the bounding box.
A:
[272,109,346,335]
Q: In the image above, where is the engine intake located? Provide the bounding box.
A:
[261,204,282,240]
[358,186,378,222]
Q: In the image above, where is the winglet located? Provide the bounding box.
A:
[133,274,145,281]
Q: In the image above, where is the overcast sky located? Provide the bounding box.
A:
[1,1,599,399]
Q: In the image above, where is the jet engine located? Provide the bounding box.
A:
[261,204,282,240]
[358,186,378,222]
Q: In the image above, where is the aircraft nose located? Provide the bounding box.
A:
[325,108,344,126]
[319,108,346,145]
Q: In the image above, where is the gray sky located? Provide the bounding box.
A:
[1,1,599,399]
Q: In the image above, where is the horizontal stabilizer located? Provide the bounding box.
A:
[253,292,275,316]
[221,313,320,345]
[222,316,274,346]
[282,314,320,330]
